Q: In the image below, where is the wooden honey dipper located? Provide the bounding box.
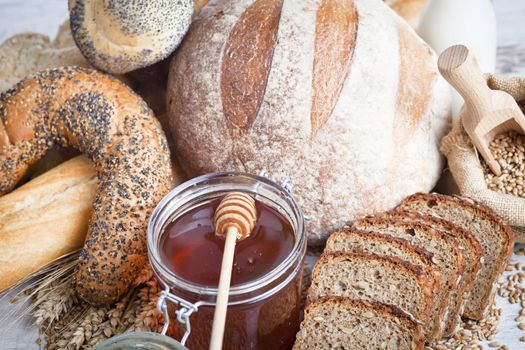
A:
[210,192,257,350]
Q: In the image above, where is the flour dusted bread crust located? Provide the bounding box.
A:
[294,297,425,350]
[0,66,172,305]
[168,0,451,245]
[69,0,193,74]
[397,193,514,320]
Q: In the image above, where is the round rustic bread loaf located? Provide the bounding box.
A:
[167,0,451,245]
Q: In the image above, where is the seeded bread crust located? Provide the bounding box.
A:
[294,296,425,350]
[352,218,465,339]
[0,66,173,306]
[397,192,514,320]
[309,252,435,326]
[378,210,483,335]
[69,0,194,74]
[325,228,442,337]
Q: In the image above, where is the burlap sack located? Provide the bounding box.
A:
[441,74,525,243]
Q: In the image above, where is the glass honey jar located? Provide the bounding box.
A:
[147,172,306,349]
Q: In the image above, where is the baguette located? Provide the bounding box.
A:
[194,0,209,15]
[0,156,95,292]
[385,0,427,29]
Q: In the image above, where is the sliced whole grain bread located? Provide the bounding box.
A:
[352,218,465,339]
[397,193,514,320]
[378,210,483,335]
[325,228,442,338]
[293,297,425,350]
[308,252,435,327]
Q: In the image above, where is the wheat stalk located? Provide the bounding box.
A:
[1,252,311,349]
[34,263,160,349]
[0,253,79,335]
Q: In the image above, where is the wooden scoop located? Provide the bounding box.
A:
[210,192,257,350]
[438,45,525,176]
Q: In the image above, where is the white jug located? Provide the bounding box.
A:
[418,0,497,119]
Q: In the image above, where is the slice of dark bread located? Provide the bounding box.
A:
[293,297,425,350]
[325,228,442,338]
[308,252,435,327]
[352,218,465,339]
[378,210,483,335]
[397,193,514,320]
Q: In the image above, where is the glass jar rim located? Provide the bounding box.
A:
[94,332,188,349]
[147,172,306,298]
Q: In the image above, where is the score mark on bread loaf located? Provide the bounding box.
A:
[311,0,358,136]
[393,25,434,145]
[220,0,284,137]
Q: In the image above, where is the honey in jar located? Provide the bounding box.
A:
[148,173,306,350]
[160,199,295,286]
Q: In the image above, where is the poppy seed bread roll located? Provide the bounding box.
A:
[0,66,172,305]
[69,0,194,74]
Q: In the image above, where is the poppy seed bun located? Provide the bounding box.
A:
[0,66,173,305]
[69,0,194,74]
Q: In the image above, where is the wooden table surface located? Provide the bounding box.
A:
[0,0,524,349]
